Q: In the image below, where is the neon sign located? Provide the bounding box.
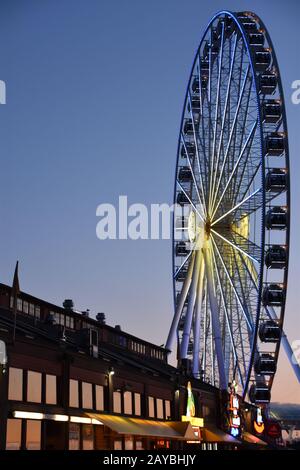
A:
[253,407,265,435]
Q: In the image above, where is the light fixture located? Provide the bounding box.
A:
[108,366,115,376]
[70,416,91,424]
[13,411,44,420]
[49,414,69,422]
[91,418,103,425]
[13,411,69,422]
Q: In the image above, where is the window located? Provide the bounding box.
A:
[95,385,104,411]
[35,305,40,319]
[82,424,94,450]
[26,420,41,450]
[82,382,93,409]
[113,391,122,413]
[156,399,164,419]
[136,440,143,450]
[8,367,23,401]
[124,391,132,415]
[65,316,74,329]
[114,440,122,450]
[148,396,155,418]
[134,393,141,416]
[125,436,134,450]
[69,379,79,407]
[6,419,22,450]
[29,303,35,316]
[165,400,171,419]
[17,298,22,311]
[27,371,42,403]
[46,374,57,405]
[69,423,80,450]
[23,301,28,314]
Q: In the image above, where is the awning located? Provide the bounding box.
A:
[242,432,268,446]
[201,424,241,444]
[86,413,200,441]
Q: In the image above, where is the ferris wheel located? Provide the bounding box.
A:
[166,11,297,403]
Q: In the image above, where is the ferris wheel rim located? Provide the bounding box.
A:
[170,10,290,402]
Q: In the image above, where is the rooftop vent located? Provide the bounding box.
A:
[96,312,106,324]
[63,299,74,311]
[115,325,121,331]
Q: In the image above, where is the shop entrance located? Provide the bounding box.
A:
[44,421,66,450]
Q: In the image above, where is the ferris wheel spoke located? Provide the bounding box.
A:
[186,95,208,216]
[180,133,206,211]
[211,187,261,226]
[211,228,260,264]
[203,243,227,389]
[211,234,254,331]
[176,180,205,223]
[211,120,257,220]
[212,240,249,382]
[210,64,251,213]
[212,247,245,389]
[173,249,193,279]
[208,33,238,215]
[208,21,225,215]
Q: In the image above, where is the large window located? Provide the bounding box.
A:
[46,374,57,405]
[95,385,104,411]
[8,367,23,401]
[69,423,80,450]
[134,393,141,416]
[69,379,79,407]
[27,371,42,403]
[156,398,164,419]
[82,382,93,409]
[165,400,171,419]
[82,424,94,450]
[124,391,132,415]
[113,391,122,413]
[6,419,22,450]
[148,396,155,418]
[26,420,41,450]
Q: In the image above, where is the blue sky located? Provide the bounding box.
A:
[0,0,299,403]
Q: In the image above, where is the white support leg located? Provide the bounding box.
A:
[166,251,195,351]
[203,244,227,390]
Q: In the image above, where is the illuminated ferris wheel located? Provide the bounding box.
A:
[166,11,298,403]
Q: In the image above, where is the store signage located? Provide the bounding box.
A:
[186,381,195,417]
[253,407,265,435]
[182,381,203,442]
[228,381,241,438]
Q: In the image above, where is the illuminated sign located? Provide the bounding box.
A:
[181,416,204,427]
[228,381,241,438]
[186,381,195,417]
[182,381,204,442]
[253,407,265,435]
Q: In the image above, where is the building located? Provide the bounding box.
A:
[0,282,271,450]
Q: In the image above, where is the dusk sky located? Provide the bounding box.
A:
[0,0,299,403]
